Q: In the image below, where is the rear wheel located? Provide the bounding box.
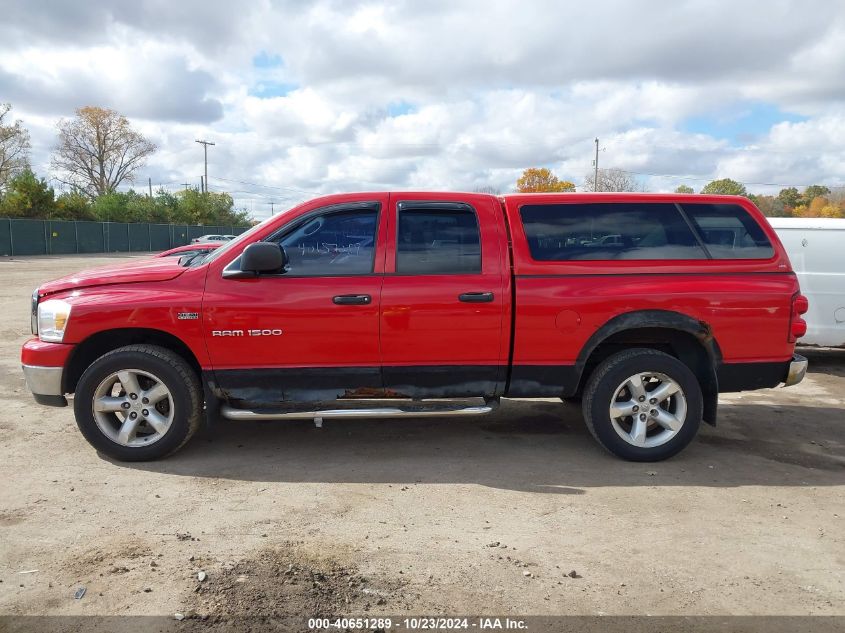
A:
[582,348,702,461]
[74,345,202,461]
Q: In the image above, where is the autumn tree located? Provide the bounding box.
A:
[516,168,575,193]
[674,184,694,194]
[51,106,156,198]
[0,103,31,191]
[700,178,746,196]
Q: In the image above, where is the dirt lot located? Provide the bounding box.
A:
[0,255,843,625]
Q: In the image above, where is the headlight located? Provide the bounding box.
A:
[38,299,72,343]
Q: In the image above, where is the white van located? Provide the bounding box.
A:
[768,217,845,347]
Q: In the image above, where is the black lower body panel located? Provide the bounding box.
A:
[716,360,789,392]
[214,367,383,406]
[382,365,500,399]
[505,365,580,398]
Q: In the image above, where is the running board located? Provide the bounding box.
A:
[220,400,498,423]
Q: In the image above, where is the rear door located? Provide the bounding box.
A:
[379,193,510,397]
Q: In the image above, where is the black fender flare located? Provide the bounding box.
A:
[572,310,721,425]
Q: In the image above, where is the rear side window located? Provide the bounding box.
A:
[682,203,774,259]
[397,206,481,274]
[519,203,707,261]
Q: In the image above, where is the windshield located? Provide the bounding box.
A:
[201,205,298,265]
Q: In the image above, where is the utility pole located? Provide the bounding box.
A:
[195,139,215,193]
[270,201,275,215]
[594,138,600,192]
[182,182,191,191]
[200,176,204,194]
[148,177,153,198]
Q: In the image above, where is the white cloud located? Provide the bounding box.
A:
[1,0,844,217]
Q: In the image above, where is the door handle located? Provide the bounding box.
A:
[459,292,494,303]
[333,294,372,305]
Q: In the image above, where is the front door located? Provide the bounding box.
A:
[379,194,509,398]
[203,196,388,405]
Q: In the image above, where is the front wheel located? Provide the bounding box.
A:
[74,345,202,461]
[582,348,703,461]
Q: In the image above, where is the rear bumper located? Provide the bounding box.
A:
[20,338,72,407]
[717,354,808,392]
[784,354,808,387]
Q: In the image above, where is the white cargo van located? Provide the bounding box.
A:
[768,217,845,347]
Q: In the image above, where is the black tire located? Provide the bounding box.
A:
[582,348,703,461]
[74,345,202,461]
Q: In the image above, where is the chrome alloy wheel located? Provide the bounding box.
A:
[609,372,687,448]
[92,369,175,447]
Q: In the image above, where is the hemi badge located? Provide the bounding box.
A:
[177,312,200,320]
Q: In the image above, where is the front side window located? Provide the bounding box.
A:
[396,206,481,274]
[271,207,379,276]
[520,203,707,261]
[682,203,774,259]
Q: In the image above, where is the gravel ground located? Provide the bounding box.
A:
[0,255,843,625]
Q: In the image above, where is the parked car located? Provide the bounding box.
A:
[191,234,235,244]
[767,217,845,347]
[155,243,222,266]
[22,192,808,462]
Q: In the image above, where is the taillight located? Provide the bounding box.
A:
[788,293,808,343]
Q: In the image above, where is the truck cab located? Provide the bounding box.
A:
[23,192,808,462]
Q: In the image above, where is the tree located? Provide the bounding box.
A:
[700,178,746,196]
[584,167,639,192]
[777,187,801,209]
[474,185,501,195]
[0,103,31,191]
[674,184,694,194]
[51,106,156,198]
[55,190,95,220]
[516,168,575,193]
[802,185,830,202]
[0,169,56,218]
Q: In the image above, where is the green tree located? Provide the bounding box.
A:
[0,169,56,218]
[777,187,801,209]
[55,190,94,220]
[802,185,830,202]
[674,184,694,194]
[516,167,576,193]
[700,178,747,196]
[91,191,131,222]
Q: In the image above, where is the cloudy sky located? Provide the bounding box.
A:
[2,0,845,219]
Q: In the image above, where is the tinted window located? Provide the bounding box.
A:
[682,203,774,259]
[520,203,706,261]
[272,208,378,275]
[397,207,481,274]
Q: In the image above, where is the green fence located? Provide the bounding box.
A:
[0,219,250,256]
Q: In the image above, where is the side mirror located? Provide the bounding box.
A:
[225,242,288,278]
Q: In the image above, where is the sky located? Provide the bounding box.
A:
[2,0,845,220]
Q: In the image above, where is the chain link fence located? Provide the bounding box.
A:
[0,219,250,256]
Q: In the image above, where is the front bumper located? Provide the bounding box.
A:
[784,353,808,387]
[22,365,67,406]
[21,338,73,407]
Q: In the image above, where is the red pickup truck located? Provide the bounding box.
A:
[22,192,808,462]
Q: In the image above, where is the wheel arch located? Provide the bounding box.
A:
[64,328,201,394]
[573,310,720,425]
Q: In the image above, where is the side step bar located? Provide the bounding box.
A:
[220,400,498,423]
